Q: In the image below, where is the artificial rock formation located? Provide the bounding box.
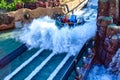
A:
[94,0,120,67]
[8,7,65,22]
[109,0,120,25]
[0,0,88,30]
[0,14,15,30]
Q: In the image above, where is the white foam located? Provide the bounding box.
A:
[17,15,97,56]
[87,49,120,80]
[87,65,115,80]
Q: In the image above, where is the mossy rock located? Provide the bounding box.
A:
[108,24,117,28]
[103,16,113,21]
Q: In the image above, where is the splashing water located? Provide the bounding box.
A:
[108,49,120,79]
[87,49,120,80]
[87,65,115,80]
[16,16,96,56]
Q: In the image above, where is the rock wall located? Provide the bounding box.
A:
[0,14,15,31]
[8,7,65,22]
[109,0,120,24]
[0,7,65,30]
[94,0,120,67]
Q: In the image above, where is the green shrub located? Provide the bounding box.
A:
[0,0,36,11]
[0,0,7,9]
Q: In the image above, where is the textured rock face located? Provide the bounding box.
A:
[97,0,109,17]
[109,0,120,24]
[0,14,15,30]
[94,0,120,67]
[8,7,65,22]
[7,0,86,22]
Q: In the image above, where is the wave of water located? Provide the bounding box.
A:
[87,65,120,80]
[87,49,120,80]
[16,16,96,56]
[87,65,115,80]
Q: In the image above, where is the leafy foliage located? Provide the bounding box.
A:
[0,0,7,9]
[0,0,36,11]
